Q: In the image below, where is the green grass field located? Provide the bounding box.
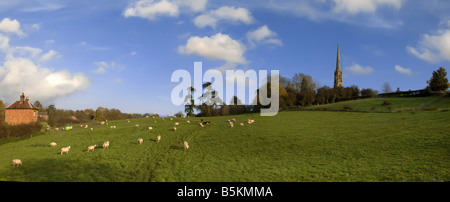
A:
[0,97,449,182]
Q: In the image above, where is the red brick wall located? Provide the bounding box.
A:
[5,109,38,125]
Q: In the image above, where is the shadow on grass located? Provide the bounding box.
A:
[1,158,119,182]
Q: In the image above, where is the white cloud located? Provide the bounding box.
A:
[0,58,90,103]
[31,23,40,30]
[0,19,90,103]
[394,65,412,75]
[406,29,450,63]
[123,0,179,20]
[194,6,254,28]
[246,25,282,47]
[123,0,208,21]
[344,63,375,75]
[175,0,208,12]
[178,33,247,64]
[93,61,124,74]
[39,49,59,62]
[332,0,403,15]
[0,18,23,35]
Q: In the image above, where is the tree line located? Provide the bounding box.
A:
[184,67,448,117]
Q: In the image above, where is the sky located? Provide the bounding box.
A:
[0,0,449,116]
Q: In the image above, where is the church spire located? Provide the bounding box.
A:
[334,44,343,88]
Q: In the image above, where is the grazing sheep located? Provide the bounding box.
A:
[186,120,190,124]
[85,125,88,128]
[175,122,179,126]
[135,124,139,127]
[50,142,57,147]
[239,123,244,126]
[100,121,105,125]
[183,141,189,151]
[231,118,236,122]
[170,118,173,121]
[247,119,255,124]
[173,127,177,131]
[87,145,97,152]
[138,138,143,145]
[90,128,93,131]
[156,135,161,143]
[12,159,22,167]
[148,126,153,130]
[103,141,110,149]
[61,146,71,155]
[229,122,234,128]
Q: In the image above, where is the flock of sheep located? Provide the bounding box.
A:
[10,116,255,168]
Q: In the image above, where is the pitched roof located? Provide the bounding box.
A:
[6,100,39,110]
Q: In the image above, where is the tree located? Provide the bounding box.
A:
[0,99,4,123]
[94,107,104,121]
[382,82,392,94]
[427,67,450,91]
[184,86,196,117]
[47,105,56,127]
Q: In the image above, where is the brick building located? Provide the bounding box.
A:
[5,93,39,125]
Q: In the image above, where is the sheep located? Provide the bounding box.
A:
[60,146,71,155]
[87,145,97,152]
[173,127,177,131]
[247,119,255,124]
[229,122,234,128]
[183,141,189,151]
[85,125,88,129]
[12,159,22,167]
[156,135,161,143]
[90,128,93,131]
[135,124,139,127]
[138,138,143,145]
[186,120,190,124]
[174,122,179,126]
[148,126,153,130]
[170,118,173,121]
[50,142,57,147]
[231,118,236,122]
[239,123,244,126]
[103,141,109,149]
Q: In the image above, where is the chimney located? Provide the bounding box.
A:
[20,92,25,104]
[25,96,29,102]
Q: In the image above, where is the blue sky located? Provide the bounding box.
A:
[0,0,449,116]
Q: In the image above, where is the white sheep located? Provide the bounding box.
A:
[170,118,173,121]
[87,145,97,152]
[174,122,179,126]
[138,138,143,145]
[229,122,234,128]
[231,118,236,122]
[85,125,88,128]
[148,126,153,130]
[156,135,161,143]
[90,128,93,131]
[61,146,71,155]
[183,141,189,151]
[12,159,22,167]
[186,120,190,124]
[103,141,109,149]
[239,123,244,126]
[50,142,57,147]
[173,127,177,131]
[135,124,139,127]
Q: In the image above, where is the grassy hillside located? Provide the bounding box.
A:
[306,96,450,112]
[0,99,449,182]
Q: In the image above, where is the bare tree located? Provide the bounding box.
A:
[382,82,392,94]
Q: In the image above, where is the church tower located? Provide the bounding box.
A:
[334,44,343,88]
